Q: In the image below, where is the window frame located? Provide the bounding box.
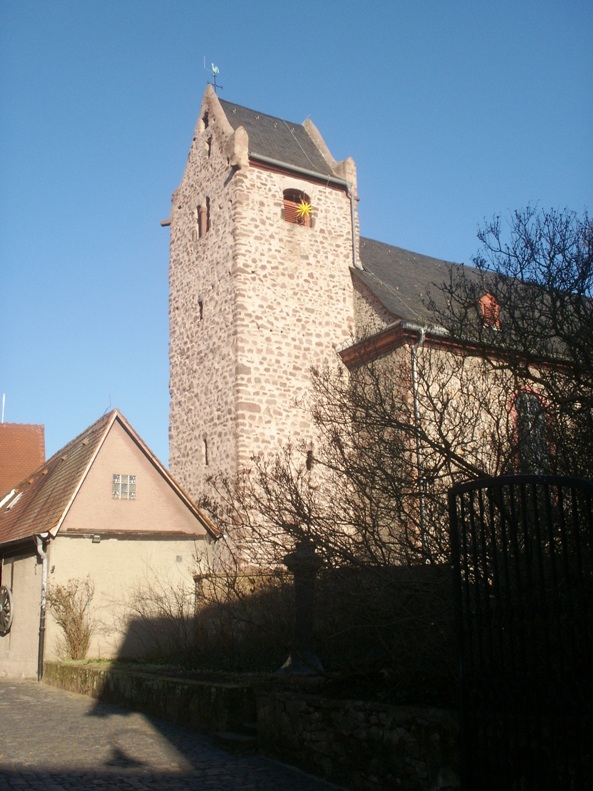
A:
[478,292,501,330]
[282,189,313,227]
[112,473,137,500]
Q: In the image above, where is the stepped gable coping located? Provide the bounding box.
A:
[219,99,335,178]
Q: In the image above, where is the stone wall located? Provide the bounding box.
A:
[43,661,257,733]
[43,662,459,791]
[169,89,239,500]
[257,691,459,791]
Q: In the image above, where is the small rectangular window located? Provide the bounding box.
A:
[112,474,137,500]
[478,293,501,330]
[198,199,211,238]
[283,189,313,227]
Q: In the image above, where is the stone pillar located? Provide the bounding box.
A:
[278,537,324,676]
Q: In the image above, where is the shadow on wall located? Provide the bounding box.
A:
[37,563,458,791]
[110,563,456,706]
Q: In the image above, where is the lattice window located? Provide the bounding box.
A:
[112,474,137,500]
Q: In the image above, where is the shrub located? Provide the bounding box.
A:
[46,576,95,660]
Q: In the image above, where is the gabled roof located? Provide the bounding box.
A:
[357,237,469,326]
[0,410,218,548]
[219,99,335,177]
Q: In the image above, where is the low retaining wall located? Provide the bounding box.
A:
[43,661,256,733]
[258,691,459,791]
[43,662,459,790]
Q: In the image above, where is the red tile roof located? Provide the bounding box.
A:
[0,423,45,493]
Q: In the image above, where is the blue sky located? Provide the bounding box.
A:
[1,0,592,467]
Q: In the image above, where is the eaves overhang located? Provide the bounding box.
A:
[340,320,574,374]
[340,321,449,369]
[0,532,50,555]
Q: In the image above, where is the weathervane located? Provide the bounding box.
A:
[204,60,223,94]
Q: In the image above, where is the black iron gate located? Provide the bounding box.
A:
[449,474,593,790]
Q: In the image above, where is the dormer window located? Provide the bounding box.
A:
[283,189,313,227]
[2,491,22,511]
[478,292,500,330]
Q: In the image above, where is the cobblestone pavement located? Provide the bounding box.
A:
[0,679,345,790]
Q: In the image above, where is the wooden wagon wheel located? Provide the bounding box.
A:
[0,585,13,634]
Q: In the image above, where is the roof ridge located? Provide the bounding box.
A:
[218,98,304,130]
[2,410,117,496]
[360,236,464,269]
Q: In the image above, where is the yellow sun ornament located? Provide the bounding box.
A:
[295,201,312,222]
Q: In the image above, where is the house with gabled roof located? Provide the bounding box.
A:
[0,409,218,678]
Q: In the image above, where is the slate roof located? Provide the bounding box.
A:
[357,237,474,327]
[217,100,477,330]
[219,99,335,177]
[0,410,218,548]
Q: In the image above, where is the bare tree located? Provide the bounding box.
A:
[433,206,593,477]
[204,207,592,569]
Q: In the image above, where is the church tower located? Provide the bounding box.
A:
[168,86,359,500]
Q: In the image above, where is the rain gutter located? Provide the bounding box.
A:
[249,152,361,271]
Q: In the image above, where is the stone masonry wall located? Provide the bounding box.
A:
[231,163,356,470]
[169,89,358,502]
[44,662,460,791]
[257,692,459,791]
[169,91,239,499]
[352,276,397,337]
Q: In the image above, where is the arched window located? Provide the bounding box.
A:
[478,292,500,330]
[283,189,313,227]
[514,391,548,473]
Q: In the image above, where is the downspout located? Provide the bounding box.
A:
[35,533,49,681]
[248,152,362,270]
[410,328,427,559]
[347,185,359,271]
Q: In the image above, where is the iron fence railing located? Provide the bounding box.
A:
[449,474,593,790]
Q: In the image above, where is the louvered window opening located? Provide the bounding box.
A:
[283,189,312,227]
[478,293,501,330]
